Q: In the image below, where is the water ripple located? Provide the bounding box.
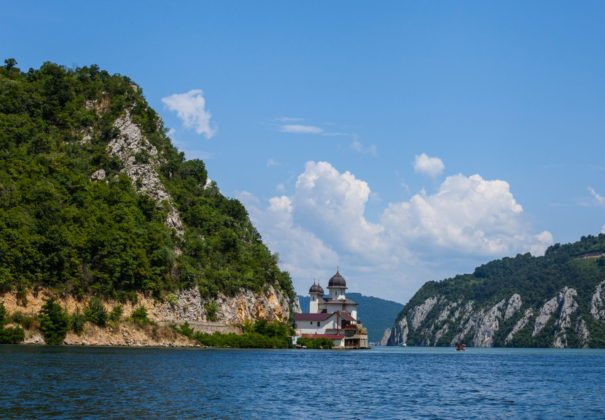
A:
[0,346,604,418]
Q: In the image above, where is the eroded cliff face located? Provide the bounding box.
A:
[90,108,184,237]
[386,285,603,348]
[1,285,293,346]
[150,285,292,325]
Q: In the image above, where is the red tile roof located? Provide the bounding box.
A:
[338,311,356,322]
[294,313,333,322]
[294,310,357,323]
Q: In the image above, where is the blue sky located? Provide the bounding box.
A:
[3,1,605,303]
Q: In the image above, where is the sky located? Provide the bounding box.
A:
[2,1,605,303]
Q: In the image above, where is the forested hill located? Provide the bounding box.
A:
[0,60,294,303]
[386,234,605,348]
[298,293,404,342]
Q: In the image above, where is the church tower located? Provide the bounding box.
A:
[308,282,324,313]
[327,269,347,300]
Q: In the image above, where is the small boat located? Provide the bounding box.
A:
[455,342,466,351]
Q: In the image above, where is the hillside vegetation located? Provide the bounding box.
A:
[387,234,605,348]
[0,59,294,303]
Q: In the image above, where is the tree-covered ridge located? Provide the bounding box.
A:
[401,234,605,318]
[391,234,605,347]
[0,60,294,302]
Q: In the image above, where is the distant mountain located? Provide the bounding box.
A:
[385,234,605,348]
[298,292,404,342]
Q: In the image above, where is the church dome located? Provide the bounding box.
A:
[328,270,347,288]
[309,283,323,294]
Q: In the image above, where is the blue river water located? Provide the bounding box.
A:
[1,345,604,418]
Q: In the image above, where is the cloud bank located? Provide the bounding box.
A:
[241,160,553,302]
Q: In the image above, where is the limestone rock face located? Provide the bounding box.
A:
[2,285,295,346]
[410,297,438,330]
[145,285,291,325]
[387,316,409,346]
[505,308,534,345]
[108,111,184,237]
[291,296,302,314]
[532,295,560,337]
[214,286,291,324]
[504,294,522,321]
[472,299,506,347]
[385,287,595,348]
[591,281,605,322]
[378,328,392,346]
[552,288,579,348]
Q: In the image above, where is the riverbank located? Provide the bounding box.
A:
[0,289,288,347]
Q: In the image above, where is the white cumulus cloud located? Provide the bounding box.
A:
[239,192,339,281]
[414,153,445,178]
[292,161,385,256]
[241,161,552,302]
[381,174,543,256]
[162,89,216,139]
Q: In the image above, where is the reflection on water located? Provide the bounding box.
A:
[1,345,604,418]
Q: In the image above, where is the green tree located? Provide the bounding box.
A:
[84,297,107,327]
[131,306,149,325]
[0,326,25,344]
[70,309,86,335]
[39,299,69,345]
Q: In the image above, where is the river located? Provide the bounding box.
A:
[1,345,604,418]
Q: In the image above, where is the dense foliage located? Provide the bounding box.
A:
[297,337,333,349]
[130,306,149,325]
[299,292,404,342]
[179,319,293,348]
[38,298,69,345]
[0,302,25,344]
[395,234,605,347]
[0,59,294,302]
[84,297,107,327]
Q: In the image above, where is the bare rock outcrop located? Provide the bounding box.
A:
[576,318,590,348]
[410,296,438,330]
[591,281,605,322]
[504,294,522,321]
[472,299,506,347]
[532,295,560,337]
[2,285,295,347]
[553,288,579,348]
[378,328,392,346]
[387,317,409,346]
[90,168,106,181]
[505,308,534,345]
[108,111,184,237]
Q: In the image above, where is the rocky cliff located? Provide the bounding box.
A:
[1,285,292,346]
[0,61,297,345]
[385,235,605,348]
